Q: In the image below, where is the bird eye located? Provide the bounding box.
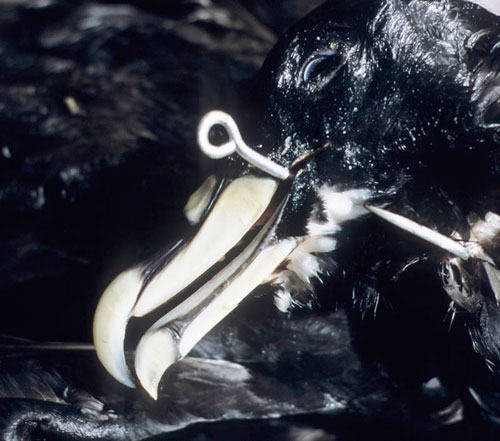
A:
[301,49,344,86]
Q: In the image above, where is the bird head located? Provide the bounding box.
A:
[93,0,500,399]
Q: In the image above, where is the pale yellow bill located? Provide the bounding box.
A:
[132,175,278,317]
[134,238,297,399]
[93,175,279,389]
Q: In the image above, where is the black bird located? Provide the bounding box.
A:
[94,0,500,394]
[1,0,500,439]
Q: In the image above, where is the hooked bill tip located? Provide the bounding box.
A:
[135,329,179,400]
[93,268,142,389]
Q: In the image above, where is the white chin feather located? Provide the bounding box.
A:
[306,187,371,236]
[274,289,294,312]
[270,237,337,311]
[470,212,500,244]
[271,187,371,312]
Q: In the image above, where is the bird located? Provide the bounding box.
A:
[94,1,500,398]
[1,0,500,439]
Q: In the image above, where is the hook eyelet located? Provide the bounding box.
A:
[197,110,290,181]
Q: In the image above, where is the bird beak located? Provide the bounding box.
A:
[93,173,296,399]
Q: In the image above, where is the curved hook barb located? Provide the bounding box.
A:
[197,110,291,181]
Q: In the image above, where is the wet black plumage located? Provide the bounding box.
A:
[215,0,500,408]
[231,0,500,427]
[252,0,500,424]
[0,0,499,440]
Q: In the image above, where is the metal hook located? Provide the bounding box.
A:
[197,110,290,181]
[365,205,471,261]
